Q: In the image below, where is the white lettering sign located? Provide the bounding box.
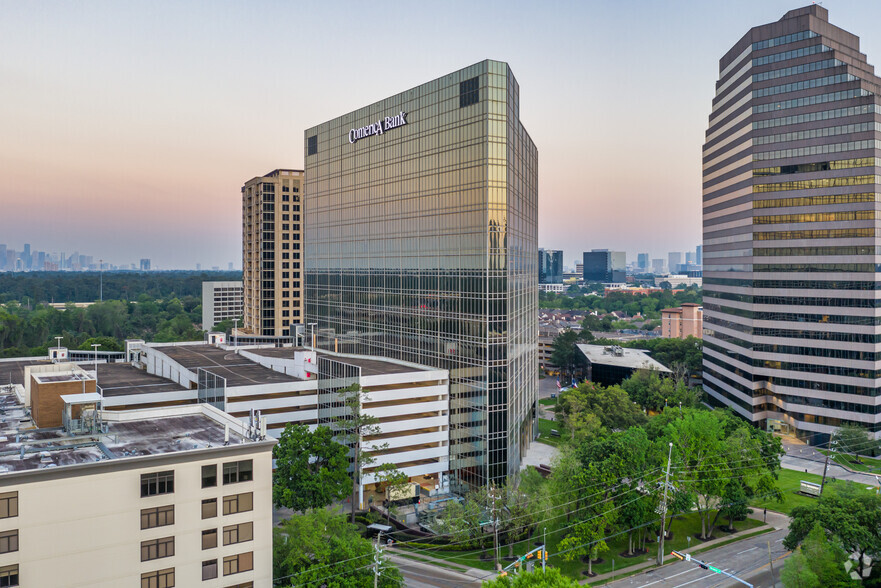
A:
[349,111,407,144]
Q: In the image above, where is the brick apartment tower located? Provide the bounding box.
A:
[242,170,304,338]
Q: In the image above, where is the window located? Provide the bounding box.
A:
[222,460,253,485]
[141,471,174,497]
[141,536,174,561]
[141,568,174,588]
[307,135,318,156]
[223,492,253,515]
[223,552,254,576]
[223,522,253,546]
[225,583,253,588]
[0,531,17,554]
[460,76,479,107]
[202,528,217,550]
[202,499,217,519]
[202,559,218,581]
[0,493,17,519]
[141,505,174,529]
[0,565,18,587]
[202,465,217,488]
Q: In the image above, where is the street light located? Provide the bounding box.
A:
[307,322,318,350]
[91,343,101,388]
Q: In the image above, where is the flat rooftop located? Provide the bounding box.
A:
[0,359,52,387]
[97,363,189,397]
[247,347,428,376]
[158,344,300,386]
[0,386,262,474]
[577,344,672,373]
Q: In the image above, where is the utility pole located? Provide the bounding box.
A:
[373,530,382,588]
[820,441,835,498]
[768,540,776,588]
[491,483,501,571]
[658,442,674,566]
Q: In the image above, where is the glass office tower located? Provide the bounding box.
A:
[539,248,563,283]
[703,5,881,443]
[304,60,538,488]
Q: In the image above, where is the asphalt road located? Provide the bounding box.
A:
[780,438,881,487]
[386,552,484,588]
[604,527,789,588]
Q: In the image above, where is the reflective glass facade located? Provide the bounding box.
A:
[304,60,538,488]
[539,248,563,284]
[703,5,881,442]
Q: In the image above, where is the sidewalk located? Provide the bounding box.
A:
[583,514,784,585]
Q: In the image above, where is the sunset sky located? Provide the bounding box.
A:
[3,1,880,269]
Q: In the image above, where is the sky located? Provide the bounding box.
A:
[2,0,881,270]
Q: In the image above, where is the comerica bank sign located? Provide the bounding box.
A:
[349,111,407,144]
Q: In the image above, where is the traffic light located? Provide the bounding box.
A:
[533,551,540,560]
[671,551,684,561]
[699,563,708,570]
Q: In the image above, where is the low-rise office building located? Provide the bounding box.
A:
[0,376,274,588]
[577,344,671,387]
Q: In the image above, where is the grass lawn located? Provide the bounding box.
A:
[539,398,558,407]
[537,418,563,447]
[549,510,764,580]
[400,510,764,581]
[749,467,879,515]
[817,449,881,473]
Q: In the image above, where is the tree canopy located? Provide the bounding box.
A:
[272,424,350,512]
[273,508,402,588]
[481,568,580,587]
[784,483,881,578]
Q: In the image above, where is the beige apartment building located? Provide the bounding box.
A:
[242,169,304,338]
[661,303,703,339]
[0,364,274,588]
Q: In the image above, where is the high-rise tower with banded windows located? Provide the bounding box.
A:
[703,5,881,443]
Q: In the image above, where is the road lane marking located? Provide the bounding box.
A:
[736,546,759,554]
[672,574,714,588]
[665,567,701,579]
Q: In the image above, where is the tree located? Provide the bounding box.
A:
[784,484,881,578]
[781,551,821,588]
[662,409,782,540]
[832,423,879,459]
[272,424,350,512]
[556,381,646,432]
[333,384,386,523]
[78,336,123,352]
[781,523,857,588]
[718,479,748,532]
[374,463,410,524]
[481,568,580,587]
[549,330,588,379]
[274,508,403,588]
[659,281,672,290]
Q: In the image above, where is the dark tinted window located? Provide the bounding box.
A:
[460,77,479,107]
[307,135,318,156]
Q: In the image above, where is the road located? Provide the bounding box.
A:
[603,527,789,588]
[386,552,484,588]
[781,438,881,487]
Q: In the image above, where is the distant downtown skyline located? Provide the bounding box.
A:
[3,1,881,268]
